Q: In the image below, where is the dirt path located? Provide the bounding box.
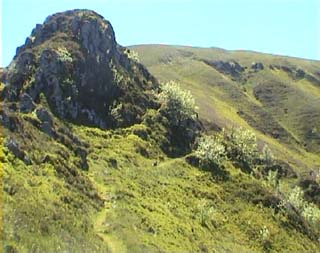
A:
[93,183,127,253]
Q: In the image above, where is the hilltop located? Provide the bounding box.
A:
[1,10,320,253]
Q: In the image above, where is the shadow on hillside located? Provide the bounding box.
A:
[185,155,230,181]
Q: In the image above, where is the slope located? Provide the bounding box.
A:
[132,44,320,173]
[1,10,320,253]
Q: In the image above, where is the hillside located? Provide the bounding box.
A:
[133,44,320,172]
[1,10,320,253]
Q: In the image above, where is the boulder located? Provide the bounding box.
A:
[19,93,36,113]
[203,60,244,78]
[6,138,32,165]
[295,68,305,79]
[251,62,264,71]
[36,107,53,125]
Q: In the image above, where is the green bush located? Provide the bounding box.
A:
[158,81,197,125]
[195,135,227,168]
[261,144,274,166]
[56,47,73,63]
[124,49,140,63]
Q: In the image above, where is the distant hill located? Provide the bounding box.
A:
[132,44,320,172]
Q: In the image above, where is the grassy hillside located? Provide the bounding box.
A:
[132,45,320,173]
[2,110,320,252]
[2,10,320,252]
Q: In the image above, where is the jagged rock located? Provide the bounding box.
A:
[295,68,305,79]
[0,110,18,131]
[108,158,118,168]
[75,147,89,170]
[19,93,36,113]
[251,62,264,71]
[36,107,53,125]
[3,9,159,129]
[203,60,244,78]
[6,138,32,165]
[41,121,55,137]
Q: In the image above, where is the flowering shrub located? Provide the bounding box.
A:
[158,81,197,125]
[287,186,320,226]
[227,127,258,166]
[195,135,227,167]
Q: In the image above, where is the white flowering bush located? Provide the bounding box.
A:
[288,186,305,210]
[287,186,320,227]
[195,135,227,167]
[302,205,320,225]
[227,127,258,166]
[158,81,197,125]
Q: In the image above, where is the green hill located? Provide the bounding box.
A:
[1,10,320,253]
[132,44,320,172]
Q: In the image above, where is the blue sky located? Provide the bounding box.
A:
[1,0,319,67]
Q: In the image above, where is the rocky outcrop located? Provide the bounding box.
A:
[5,138,32,165]
[203,60,245,78]
[269,64,320,85]
[251,62,264,71]
[2,9,159,129]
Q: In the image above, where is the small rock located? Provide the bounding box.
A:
[6,138,32,165]
[76,148,89,170]
[36,107,53,126]
[41,121,55,137]
[251,62,264,71]
[0,111,17,131]
[295,68,305,79]
[19,93,36,113]
[109,158,118,168]
[205,60,244,78]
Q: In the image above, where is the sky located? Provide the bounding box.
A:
[1,0,320,67]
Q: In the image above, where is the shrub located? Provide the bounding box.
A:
[124,49,140,63]
[259,226,272,251]
[287,186,320,227]
[195,200,223,229]
[195,135,226,168]
[288,186,305,210]
[261,145,274,166]
[264,170,279,189]
[227,127,258,166]
[158,81,197,125]
[56,47,73,63]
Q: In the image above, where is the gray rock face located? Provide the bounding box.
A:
[20,93,36,113]
[203,60,244,78]
[40,121,55,137]
[2,9,159,129]
[36,107,53,125]
[295,68,305,79]
[6,138,32,165]
[251,62,264,71]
